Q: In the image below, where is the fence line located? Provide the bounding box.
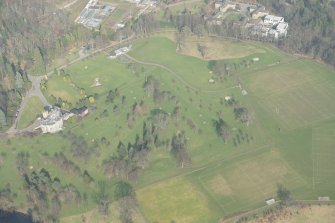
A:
[221,199,335,223]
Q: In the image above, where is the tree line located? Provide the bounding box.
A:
[165,0,335,67]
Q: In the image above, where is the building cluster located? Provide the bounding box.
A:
[75,0,115,30]
[211,0,289,39]
[39,106,64,134]
[37,106,88,134]
[109,45,132,59]
[249,14,289,39]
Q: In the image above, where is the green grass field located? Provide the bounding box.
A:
[138,177,218,223]
[244,60,335,130]
[66,54,137,95]
[192,148,307,214]
[18,96,44,129]
[159,32,267,60]
[45,74,83,105]
[2,34,335,223]
[312,122,335,194]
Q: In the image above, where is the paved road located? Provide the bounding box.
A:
[7,75,50,133]
[62,0,81,9]
[166,0,201,7]
[4,35,135,135]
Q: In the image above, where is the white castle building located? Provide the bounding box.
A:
[40,106,64,134]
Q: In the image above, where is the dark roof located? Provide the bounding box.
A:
[70,106,88,115]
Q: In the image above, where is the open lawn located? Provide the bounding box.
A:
[312,122,335,194]
[45,74,83,105]
[161,32,266,60]
[66,54,137,96]
[18,96,44,129]
[137,177,218,223]
[243,60,335,130]
[194,148,307,214]
[2,34,335,222]
[129,36,286,91]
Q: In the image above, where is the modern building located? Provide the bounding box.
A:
[263,15,284,26]
[276,22,289,36]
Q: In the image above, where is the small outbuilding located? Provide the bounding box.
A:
[265,198,276,205]
[318,196,330,201]
[70,106,89,117]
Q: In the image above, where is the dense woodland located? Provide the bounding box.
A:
[259,0,335,66]
[163,0,335,67]
[0,0,71,129]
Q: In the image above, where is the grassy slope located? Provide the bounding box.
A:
[159,32,267,60]
[45,74,83,105]
[129,37,335,221]
[1,36,335,222]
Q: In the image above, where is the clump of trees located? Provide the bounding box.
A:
[52,152,81,176]
[103,122,156,180]
[16,152,30,176]
[143,76,160,97]
[22,168,83,222]
[213,118,230,143]
[208,60,232,81]
[277,183,291,205]
[232,129,253,147]
[93,180,137,222]
[63,132,91,161]
[234,107,252,126]
[114,181,137,223]
[128,101,148,128]
[0,184,16,213]
[207,60,253,81]
[143,75,173,104]
[105,88,120,105]
[93,181,111,215]
[150,109,170,130]
[170,131,191,167]
[131,14,160,37]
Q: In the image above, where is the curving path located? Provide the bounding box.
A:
[124,54,239,93]
[7,75,50,133]
[4,35,135,135]
[62,0,81,9]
